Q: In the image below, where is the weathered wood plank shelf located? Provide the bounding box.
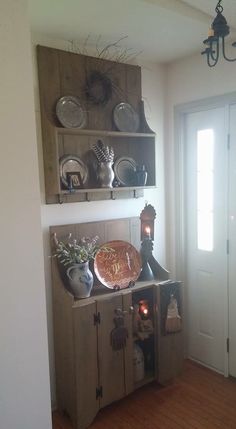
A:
[56,188,146,204]
[56,127,155,138]
[61,185,156,194]
[37,45,157,204]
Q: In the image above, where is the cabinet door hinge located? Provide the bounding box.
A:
[228,134,231,150]
[227,239,230,255]
[96,386,103,399]
[227,338,229,353]
[94,312,101,325]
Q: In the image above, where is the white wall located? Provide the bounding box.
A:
[0,2,52,429]
[166,53,236,275]
[31,34,167,406]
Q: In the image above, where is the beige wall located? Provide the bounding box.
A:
[0,2,51,428]
[31,34,167,405]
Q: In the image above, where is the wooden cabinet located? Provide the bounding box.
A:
[37,45,156,204]
[50,218,184,429]
[52,272,184,429]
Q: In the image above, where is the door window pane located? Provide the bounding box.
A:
[197,129,214,251]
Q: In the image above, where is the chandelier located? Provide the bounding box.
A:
[201,0,236,67]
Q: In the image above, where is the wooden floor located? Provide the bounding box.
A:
[53,360,236,429]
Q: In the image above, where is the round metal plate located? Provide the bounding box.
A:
[114,156,137,186]
[56,95,86,128]
[59,154,88,188]
[113,102,139,132]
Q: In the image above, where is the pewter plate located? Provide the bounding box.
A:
[59,155,88,188]
[113,102,139,132]
[56,96,86,128]
[114,157,137,186]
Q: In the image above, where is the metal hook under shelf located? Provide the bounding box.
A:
[58,194,63,204]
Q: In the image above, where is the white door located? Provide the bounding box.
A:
[229,104,236,377]
[185,107,228,373]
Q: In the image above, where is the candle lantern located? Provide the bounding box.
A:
[140,204,156,241]
[138,203,170,281]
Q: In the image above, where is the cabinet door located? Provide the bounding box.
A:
[73,302,99,429]
[122,291,134,395]
[97,295,126,408]
[155,283,184,384]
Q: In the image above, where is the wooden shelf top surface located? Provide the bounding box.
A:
[70,280,163,308]
[55,127,156,138]
[60,185,156,195]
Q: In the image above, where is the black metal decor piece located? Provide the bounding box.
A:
[138,204,169,281]
[202,0,236,67]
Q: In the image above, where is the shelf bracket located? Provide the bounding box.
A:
[110,191,116,200]
[58,194,63,204]
[86,192,91,202]
[133,189,138,199]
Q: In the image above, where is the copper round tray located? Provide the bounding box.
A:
[94,240,141,289]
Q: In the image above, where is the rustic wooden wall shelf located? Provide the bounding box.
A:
[50,218,184,429]
[37,46,156,204]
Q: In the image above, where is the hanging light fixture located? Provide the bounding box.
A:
[201,0,236,67]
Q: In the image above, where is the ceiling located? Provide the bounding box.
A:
[28,0,236,63]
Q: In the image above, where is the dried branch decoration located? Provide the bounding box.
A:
[68,35,142,64]
[68,35,142,106]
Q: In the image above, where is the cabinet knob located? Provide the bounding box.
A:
[129,305,134,314]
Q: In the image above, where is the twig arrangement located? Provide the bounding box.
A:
[68,35,142,106]
[68,35,142,64]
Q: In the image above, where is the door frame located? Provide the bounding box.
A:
[174,91,236,377]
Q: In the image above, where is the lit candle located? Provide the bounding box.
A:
[145,226,151,238]
[139,300,149,319]
[208,28,214,37]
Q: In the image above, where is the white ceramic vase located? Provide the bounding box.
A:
[66,262,94,299]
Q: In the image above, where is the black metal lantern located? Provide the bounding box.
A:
[140,203,156,241]
[201,0,236,67]
[138,203,169,281]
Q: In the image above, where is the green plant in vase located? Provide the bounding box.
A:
[53,233,100,299]
[54,233,100,266]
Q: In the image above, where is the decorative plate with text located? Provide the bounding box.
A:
[94,240,141,289]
